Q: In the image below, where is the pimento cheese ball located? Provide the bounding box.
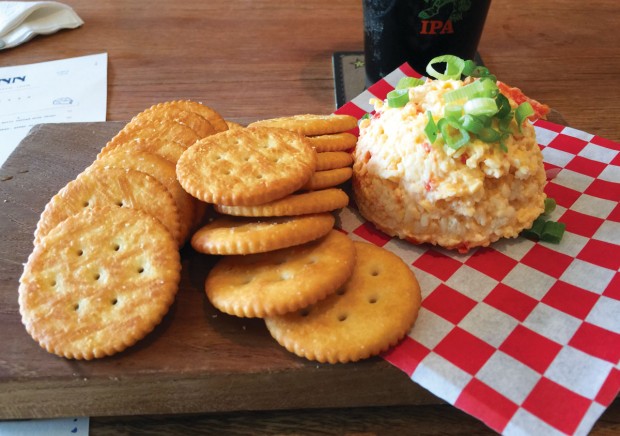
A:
[352,78,546,253]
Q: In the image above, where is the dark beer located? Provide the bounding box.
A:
[363,0,491,84]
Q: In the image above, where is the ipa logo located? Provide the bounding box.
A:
[418,0,472,35]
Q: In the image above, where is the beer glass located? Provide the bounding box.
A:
[363,0,491,84]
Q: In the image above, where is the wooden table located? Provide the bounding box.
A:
[1,0,618,434]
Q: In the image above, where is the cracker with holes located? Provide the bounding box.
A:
[97,137,186,165]
[215,188,349,217]
[34,167,181,246]
[205,230,356,318]
[264,241,422,364]
[130,102,216,138]
[19,206,181,360]
[306,133,358,152]
[248,114,357,136]
[191,213,335,255]
[169,100,229,133]
[302,167,353,191]
[110,118,201,148]
[91,150,195,244]
[176,127,317,206]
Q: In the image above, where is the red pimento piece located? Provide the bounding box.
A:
[422,142,432,153]
[497,81,550,120]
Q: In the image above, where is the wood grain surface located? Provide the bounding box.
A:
[1,0,618,433]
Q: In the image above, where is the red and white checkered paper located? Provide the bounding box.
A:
[334,63,620,435]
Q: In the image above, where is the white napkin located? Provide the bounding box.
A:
[0,1,83,50]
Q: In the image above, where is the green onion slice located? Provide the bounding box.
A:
[515,101,535,132]
[396,76,425,90]
[460,114,484,134]
[478,127,501,143]
[464,97,498,116]
[541,221,566,244]
[424,111,438,143]
[495,93,512,119]
[387,89,409,108]
[426,55,466,80]
[521,217,546,240]
[444,104,463,120]
[543,198,557,215]
[438,118,470,150]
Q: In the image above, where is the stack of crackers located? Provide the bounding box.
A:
[18,104,422,364]
[18,101,227,360]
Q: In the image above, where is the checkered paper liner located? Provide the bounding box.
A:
[333,63,620,435]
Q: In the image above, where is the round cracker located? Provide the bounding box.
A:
[215,188,349,217]
[248,114,357,136]
[19,206,181,360]
[264,241,422,363]
[111,118,201,148]
[34,167,181,246]
[205,230,356,318]
[98,137,186,165]
[306,133,358,152]
[91,150,195,244]
[302,167,353,191]
[190,213,335,255]
[316,151,353,171]
[177,127,317,206]
[130,102,216,138]
[169,100,228,133]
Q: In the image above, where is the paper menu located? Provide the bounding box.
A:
[0,52,107,166]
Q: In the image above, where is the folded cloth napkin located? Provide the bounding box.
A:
[0,1,83,50]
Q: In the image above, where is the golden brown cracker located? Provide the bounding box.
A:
[91,150,195,244]
[316,151,354,171]
[306,133,358,152]
[264,241,422,363]
[302,167,353,191]
[130,102,216,138]
[34,167,181,246]
[248,114,357,136]
[111,118,201,148]
[19,206,181,360]
[190,213,335,255]
[97,137,186,165]
[171,100,228,133]
[225,120,245,130]
[215,188,349,217]
[177,127,316,206]
[205,230,356,318]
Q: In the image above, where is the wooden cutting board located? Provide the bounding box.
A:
[0,122,439,420]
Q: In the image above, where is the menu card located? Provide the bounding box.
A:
[0,53,107,167]
[334,62,619,435]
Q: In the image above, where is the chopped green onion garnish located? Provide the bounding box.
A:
[521,217,546,240]
[460,114,484,134]
[444,79,497,103]
[464,97,498,116]
[396,77,425,90]
[543,198,557,215]
[438,118,470,150]
[515,102,535,132]
[495,93,512,119]
[498,116,513,133]
[426,55,466,80]
[499,133,510,152]
[360,113,371,120]
[477,127,501,143]
[444,104,463,120]
[462,60,477,76]
[541,221,566,244]
[424,111,438,143]
[387,89,409,108]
